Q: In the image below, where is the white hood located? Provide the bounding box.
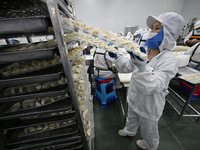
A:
[146,12,185,51]
[194,20,200,29]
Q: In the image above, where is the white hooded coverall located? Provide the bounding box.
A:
[184,20,200,46]
[186,42,200,70]
[114,12,185,150]
[93,48,116,79]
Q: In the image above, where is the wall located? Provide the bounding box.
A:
[181,0,200,24]
[73,0,185,34]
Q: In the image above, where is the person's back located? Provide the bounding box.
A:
[186,42,200,70]
[184,20,200,47]
[93,48,115,79]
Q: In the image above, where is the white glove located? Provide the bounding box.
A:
[127,48,147,72]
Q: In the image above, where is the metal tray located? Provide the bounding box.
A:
[8,132,80,149]
[51,142,83,150]
[0,46,57,64]
[6,124,79,146]
[16,120,77,139]
[0,96,72,120]
[0,64,63,88]
[4,94,67,114]
[0,17,51,36]
[9,134,81,150]
[0,84,69,103]
[47,140,83,150]
[1,110,75,130]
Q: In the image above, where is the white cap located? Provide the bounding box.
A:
[134,29,143,36]
[194,20,200,29]
[146,12,185,40]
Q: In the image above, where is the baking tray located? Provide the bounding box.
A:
[1,109,75,130]
[0,55,62,77]
[4,94,68,114]
[0,96,72,120]
[13,118,76,139]
[6,124,79,146]
[8,133,81,150]
[9,134,81,150]
[0,46,57,64]
[46,140,83,150]
[51,143,83,150]
[0,84,69,103]
[0,17,51,36]
[0,64,63,88]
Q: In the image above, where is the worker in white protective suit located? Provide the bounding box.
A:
[138,29,150,47]
[186,42,200,70]
[126,31,134,41]
[109,12,185,150]
[184,20,200,47]
[93,46,122,88]
[133,29,143,43]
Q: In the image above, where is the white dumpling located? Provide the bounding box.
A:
[11,102,21,112]
[29,127,36,133]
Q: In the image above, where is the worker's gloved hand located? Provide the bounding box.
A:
[108,52,118,59]
[127,47,148,72]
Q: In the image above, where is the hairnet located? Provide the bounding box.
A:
[194,20,200,29]
[146,12,185,51]
[134,29,143,36]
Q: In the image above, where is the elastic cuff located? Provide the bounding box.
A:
[124,127,136,136]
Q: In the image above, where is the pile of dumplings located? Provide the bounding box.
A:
[5,39,57,52]
[4,76,67,96]
[180,73,200,84]
[23,119,74,135]
[1,55,62,76]
[63,18,147,60]
[10,95,65,112]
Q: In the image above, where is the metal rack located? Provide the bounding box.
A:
[0,0,91,149]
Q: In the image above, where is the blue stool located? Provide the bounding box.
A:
[95,77,117,108]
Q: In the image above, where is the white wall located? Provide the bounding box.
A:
[73,0,185,34]
[181,0,200,24]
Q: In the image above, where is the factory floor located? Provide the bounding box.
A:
[92,79,200,150]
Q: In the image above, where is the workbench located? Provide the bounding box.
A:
[167,66,200,121]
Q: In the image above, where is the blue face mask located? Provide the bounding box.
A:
[144,28,164,50]
[134,38,139,42]
[196,29,200,33]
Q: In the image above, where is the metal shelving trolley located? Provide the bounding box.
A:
[0,0,94,150]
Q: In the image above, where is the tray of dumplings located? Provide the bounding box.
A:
[0,64,63,89]
[8,136,82,150]
[6,129,81,150]
[0,96,72,121]
[6,124,79,147]
[0,17,51,37]
[0,40,58,64]
[7,133,82,150]
[63,18,148,60]
[11,118,76,140]
[29,139,83,150]
[2,111,75,131]
[4,94,68,114]
[179,73,200,84]
[0,82,69,103]
[0,55,62,77]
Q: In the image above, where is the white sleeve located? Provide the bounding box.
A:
[184,31,192,44]
[133,55,178,95]
[114,55,136,73]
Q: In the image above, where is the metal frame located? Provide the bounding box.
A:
[46,0,89,149]
[167,82,200,121]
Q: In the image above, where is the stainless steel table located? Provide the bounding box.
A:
[167,66,200,121]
